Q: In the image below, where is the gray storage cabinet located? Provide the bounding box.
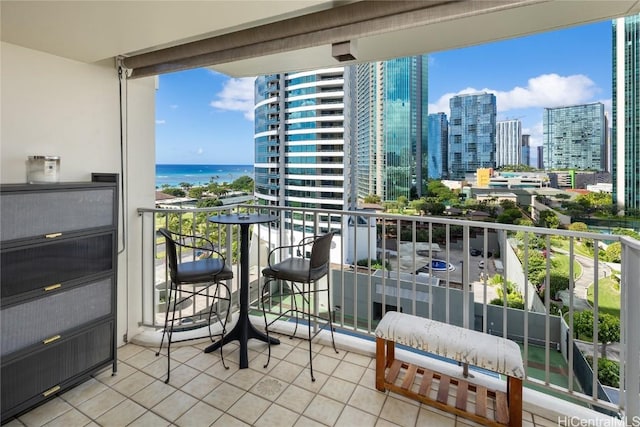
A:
[0,180,118,422]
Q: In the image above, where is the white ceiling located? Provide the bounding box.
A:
[2,0,640,77]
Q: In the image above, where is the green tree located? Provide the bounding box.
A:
[197,198,223,208]
[188,187,205,199]
[538,210,560,229]
[598,313,620,358]
[161,188,186,197]
[397,196,408,212]
[230,175,254,192]
[179,182,192,190]
[537,272,569,299]
[573,310,594,339]
[568,222,588,233]
[364,194,381,204]
[603,242,621,263]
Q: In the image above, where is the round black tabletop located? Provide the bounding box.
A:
[208,213,277,225]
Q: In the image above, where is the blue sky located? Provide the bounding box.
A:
[156,20,612,165]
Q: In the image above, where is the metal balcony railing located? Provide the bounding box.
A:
[137,204,640,421]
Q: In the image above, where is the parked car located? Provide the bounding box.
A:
[470,248,481,256]
[478,260,485,269]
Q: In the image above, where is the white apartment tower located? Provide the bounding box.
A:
[496,119,522,168]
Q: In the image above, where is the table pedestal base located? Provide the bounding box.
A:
[204,317,280,368]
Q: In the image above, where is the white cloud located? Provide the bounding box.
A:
[156,119,165,125]
[429,73,599,117]
[210,77,256,121]
[523,121,543,147]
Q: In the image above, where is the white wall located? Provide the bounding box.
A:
[1,41,156,346]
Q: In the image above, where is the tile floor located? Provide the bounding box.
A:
[4,334,558,427]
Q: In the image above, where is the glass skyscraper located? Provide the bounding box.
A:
[427,113,448,179]
[354,56,428,201]
[542,102,606,171]
[448,92,496,179]
[254,68,349,232]
[613,14,640,213]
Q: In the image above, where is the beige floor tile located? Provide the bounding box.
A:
[534,415,562,426]
[379,395,420,426]
[251,376,287,401]
[253,403,299,427]
[335,405,377,427]
[168,345,202,363]
[95,399,146,427]
[166,363,200,388]
[292,369,329,393]
[111,370,155,397]
[310,354,340,375]
[286,346,314,367]
[303,394,344,426]
[126,411,171,427]
[151,389,198,422]
[332,360,366,383]
[127,349,162,370]
[348,385,387,416]
[269,359,305,383]
[183,351,218,371]
[343,351,372,367]
[318,376,356,402]
[76,388,126,419]
[318,343,342,359]
[95,362,136,386]
[375,418,402,427]
[117,343,146,361]
[210,413,250,427]
[416,406,456,427]
[2,419,25,427]
[202,382,245,412]
[61,378,108,406]
[180,372,222,399]
[226,367,265,390]
[42,408,91,427]
[264,340,295,360]
[139,357,170,380]
[130,380,176,409]
[205,359,239,381]
[275,384,316,414]
[174,401,223,427]
[359,368,378,390]
[226,392,271,425]
[293,416,326,427]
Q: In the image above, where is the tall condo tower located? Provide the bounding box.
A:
[427,113,448,179]
[448,92,497,179]
[521,134,531,167]
[542,103,606,171]
[496,119,522,168]
[613,14,640,213]
[353,56,428,201]
[254,68,350,232]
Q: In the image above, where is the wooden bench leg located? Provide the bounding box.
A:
[507,376,522,427]
[376,338,386,391]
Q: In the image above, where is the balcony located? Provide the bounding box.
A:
[7,202,638,426]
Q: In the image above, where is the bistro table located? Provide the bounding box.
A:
[204,212,280,368]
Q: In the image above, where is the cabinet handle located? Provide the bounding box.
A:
[43,335,61,345]
[44,284,62,292]
[42,385,61,397]
[45,232,62,239]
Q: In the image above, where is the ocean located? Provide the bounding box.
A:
[156,164,254,188]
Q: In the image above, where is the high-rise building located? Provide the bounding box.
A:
[542,102,606,171]
[354,56,428,201]
[448,92,497,179]
[521,134,531,167]
[254,68,349,231]
[613,15,640,213]
[536,146,544,169]
[496,119,522,168]
[427,113,448,179]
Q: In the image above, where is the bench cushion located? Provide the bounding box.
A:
[375,311,525,379]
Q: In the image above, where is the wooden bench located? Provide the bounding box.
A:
[375,311,524,427]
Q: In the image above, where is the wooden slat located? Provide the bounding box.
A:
[495,391,509,425]
[387,360,403,384]
[418,369,433,397]
[475,385,488,418]
[436,374,450,404]
[401,364,417,390]
[455,380,468,411]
